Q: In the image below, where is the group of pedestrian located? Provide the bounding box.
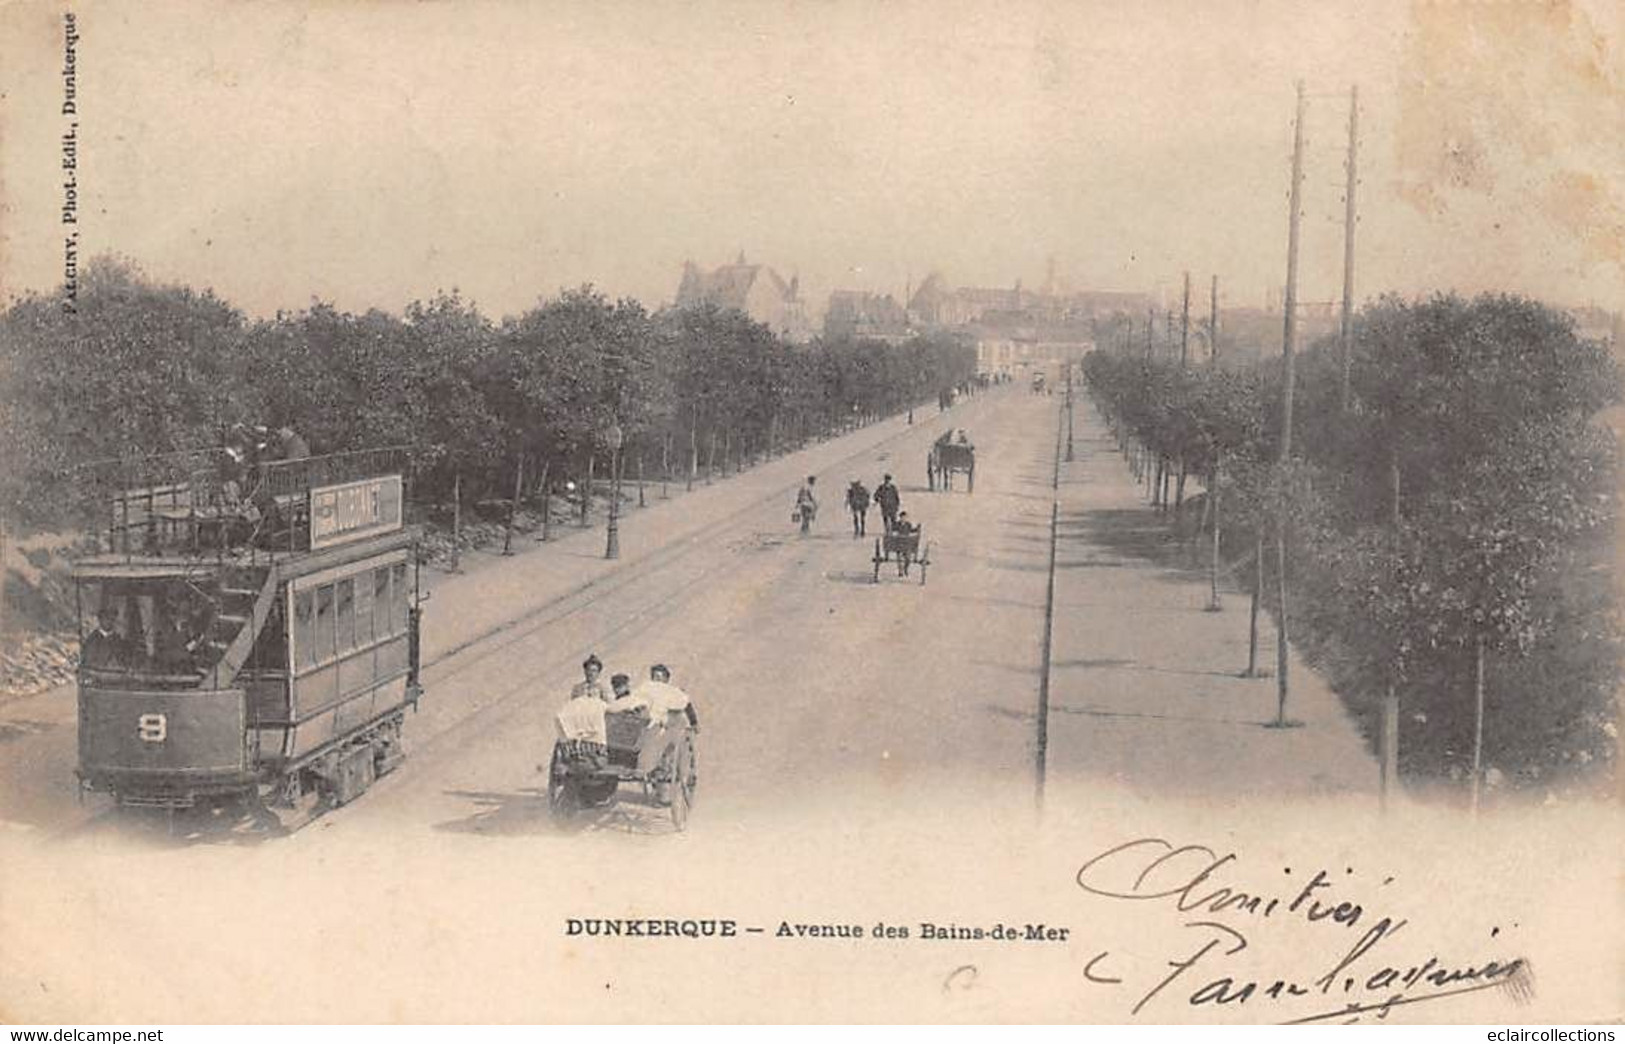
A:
[842,473,905,539]
[794,472,913,540]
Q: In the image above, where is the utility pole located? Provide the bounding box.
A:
[1207,274,1222,612]
[1209,275,1219,366]
[1180,271,1191,368]
[1274,79,1307,729]
[1339,84,1360,413]
[1065,366,1075,462]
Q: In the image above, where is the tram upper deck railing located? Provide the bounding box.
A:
[88,445,411,560]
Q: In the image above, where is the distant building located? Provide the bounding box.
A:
[823,290,910,343]
[966,314,1095,376]
[675,253,811,342]
[908,270,1150,329]
[906,269,1129,375]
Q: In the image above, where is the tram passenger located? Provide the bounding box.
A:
[154,610,205,673]
[152,614,199,669]
[273,427,310,462]
[80,609,128,672]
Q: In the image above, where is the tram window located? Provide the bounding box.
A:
[336,578,355,653]
[392,563,408,635]
[354,572,374,647]
[315,584,335,663]
[295,590,315,667]
[374,567,391,638]
[78,581,136,671]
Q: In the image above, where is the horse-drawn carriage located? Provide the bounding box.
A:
[872,523,929,584]
[928,431,975,492]
[547,701,698,830]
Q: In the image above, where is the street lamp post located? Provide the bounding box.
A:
[1065,366,1075,462]
[605,422,623,560]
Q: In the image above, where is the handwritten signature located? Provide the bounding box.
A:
[1073,837,1529,1024]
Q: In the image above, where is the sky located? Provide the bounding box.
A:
[1,0,1622,322]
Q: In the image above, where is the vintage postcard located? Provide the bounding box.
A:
[0,0,1620,1026]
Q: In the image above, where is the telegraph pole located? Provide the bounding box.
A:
[1209,275,1219,366]
[1274,79,1307,729]
[1339,84,1360,413]
[1207,274,1222,612]
[1180,272,1191,367]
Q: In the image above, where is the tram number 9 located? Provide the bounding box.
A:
[136,713,168,743]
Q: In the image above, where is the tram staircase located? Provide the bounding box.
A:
[202,561,279,690]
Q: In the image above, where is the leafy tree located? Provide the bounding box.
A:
[0,257,245,531]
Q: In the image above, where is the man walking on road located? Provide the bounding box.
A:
[845,479,870,538]
[874,473,901,532]
[795,476,819,536]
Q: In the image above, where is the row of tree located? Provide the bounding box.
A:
[1083,293,1621,792]
[0,258,978,533]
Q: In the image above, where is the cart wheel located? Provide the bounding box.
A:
[968,466,975,494]
[682,735,698,811]
[546,748,575,820]
[670,736,696,831]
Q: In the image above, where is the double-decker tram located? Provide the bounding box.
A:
[73,445,424,823]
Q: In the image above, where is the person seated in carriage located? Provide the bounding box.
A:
[606,663,699,731]
[554,683,609,749]
[647,664,699,729]
[954,428,971,447]
[889,513,919,576]
[570,653,611,702]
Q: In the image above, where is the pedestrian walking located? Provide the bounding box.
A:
[845,479,871,538]
[794,476,819,536]
[874,473,901,531]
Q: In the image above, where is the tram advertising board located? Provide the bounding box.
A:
[309,475,403,550]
